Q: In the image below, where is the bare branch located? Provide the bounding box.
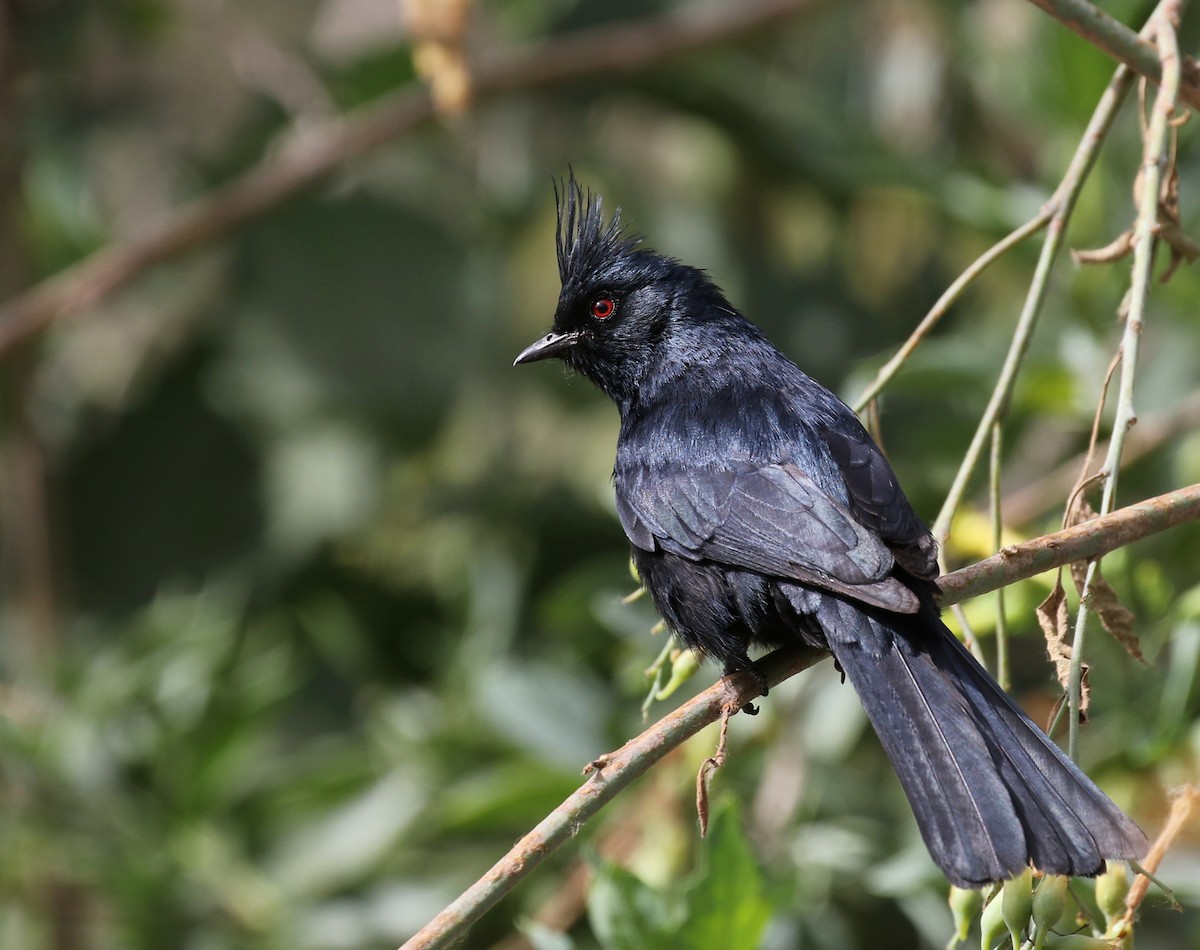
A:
[1066,0,1183,759]
[0,0,820,355]
[938,483,1200,605]
[401,482,1200,950]
[400,645,825,950]
[1024,0,1200,111]
[852,210,1052,414]
[930,60,1136,547]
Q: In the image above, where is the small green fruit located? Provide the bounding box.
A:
[1094,862,1129,927]
[1002,868,1033,949]
[947,885,984,949]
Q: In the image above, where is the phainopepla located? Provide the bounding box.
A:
[514,175,1146,887]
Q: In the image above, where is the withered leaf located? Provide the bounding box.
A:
[1037,578,1089,723]
[1066,494,1098,530]
[1070,560,1145,663]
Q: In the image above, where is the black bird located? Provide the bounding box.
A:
[514,176,1147,887]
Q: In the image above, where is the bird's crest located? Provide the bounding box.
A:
[555,173,639,291]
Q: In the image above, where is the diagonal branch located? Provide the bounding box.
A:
[1025,0,1200,110]
[930,59,1136,546]
[400,482,1200,950]
[0,0,819,356]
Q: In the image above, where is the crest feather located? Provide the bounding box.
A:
[555,172,640,291]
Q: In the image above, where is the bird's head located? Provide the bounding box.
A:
[514,174,710,407]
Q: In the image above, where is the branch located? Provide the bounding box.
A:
[930,59,1136,545]
[400,482,1200,950]
[0,0,818,356]
[1066,0,1183,760]
[1000,389,1200,525]
[937,483,1200,605]
[1024,0,1200,110]
[402,646,826,950]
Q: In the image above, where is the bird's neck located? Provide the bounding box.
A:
[622,309,767,414]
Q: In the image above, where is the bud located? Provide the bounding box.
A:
[1002,868,1034,949]
[655,648,700,699]
[947,885,984,949]
[980,889,1006,950]
[1094,861,1129,928]
[1031,874,1071,950]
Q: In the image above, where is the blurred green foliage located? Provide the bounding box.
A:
[1,1,1198,949]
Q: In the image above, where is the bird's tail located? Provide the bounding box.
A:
[818,596,1147,887]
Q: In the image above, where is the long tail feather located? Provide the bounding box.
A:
[818,597,1147,887]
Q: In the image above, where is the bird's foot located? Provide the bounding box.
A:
[747,663,769,710]
[723,659,769,714]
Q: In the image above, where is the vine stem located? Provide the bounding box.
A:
[852,211,1052,414]
[1067,0,1182,760]
[930,60,1136,547]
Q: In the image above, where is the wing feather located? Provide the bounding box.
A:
[820,424,938,579]
[617,461,919,613]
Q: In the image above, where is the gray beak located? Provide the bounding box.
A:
[513,330,580,366]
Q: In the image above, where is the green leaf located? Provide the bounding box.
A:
[587,801,768,950]
[588,863,679,950]
[676,800,771,950]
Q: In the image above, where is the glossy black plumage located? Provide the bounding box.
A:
[515,176,1146,886]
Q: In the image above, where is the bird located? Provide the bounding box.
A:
[513,174,1147,888]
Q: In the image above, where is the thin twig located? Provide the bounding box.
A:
[1114,785,1200,939]
[990,422,1011,691]
[856,0,1200,419]
[852,210,1052,413]
[401,483,1200,949]
[0,0,819,355]
[1023,0,1200,111]
[931,61,1136,547]
[1002,389,1200,524]
[1067,0,1182,760]
[1075,351,1126,514]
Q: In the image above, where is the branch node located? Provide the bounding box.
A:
[582,754,610,776]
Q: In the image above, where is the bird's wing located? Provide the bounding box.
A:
[819,422,939,580]
[616,461,920,613]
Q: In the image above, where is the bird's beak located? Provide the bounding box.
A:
[513,330,580,366]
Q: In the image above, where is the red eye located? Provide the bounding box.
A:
[590,297,616,320]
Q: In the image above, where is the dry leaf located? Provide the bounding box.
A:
[1070,560,1145,663]
[1037,578,1089,723]
[1066,493,1098,529]
[404,0,473,116]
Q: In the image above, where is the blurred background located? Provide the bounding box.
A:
[1,0,1198,947]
